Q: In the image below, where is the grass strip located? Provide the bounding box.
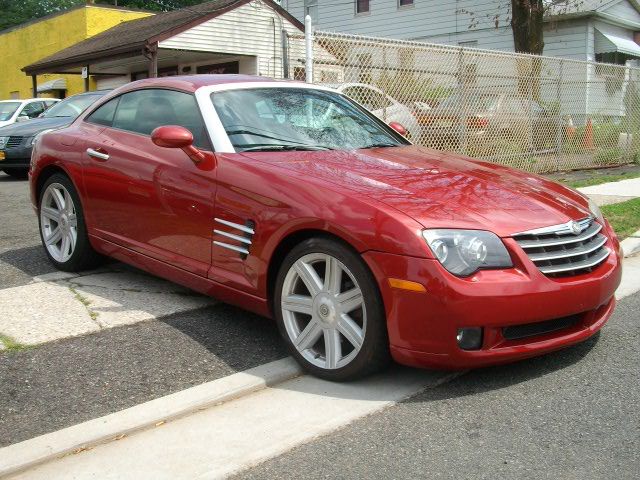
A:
[602,197,640,240]
[564,171,640,189]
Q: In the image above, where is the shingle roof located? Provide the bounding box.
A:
[23,0,303,75]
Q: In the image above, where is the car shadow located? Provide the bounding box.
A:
[404,331,601,403]
[0,244,57,282]
[159,303,289,372]
[270,331,601,403]
[0,173,26,182]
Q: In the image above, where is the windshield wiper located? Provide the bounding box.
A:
[360,143,399,149]
[239,144,331,152]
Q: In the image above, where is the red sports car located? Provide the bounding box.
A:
[29,75,622,381]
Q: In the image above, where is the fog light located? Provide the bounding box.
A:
[457,327,483,350]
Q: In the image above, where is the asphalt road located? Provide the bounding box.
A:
[0,173,58,288]
[237,292,640,480]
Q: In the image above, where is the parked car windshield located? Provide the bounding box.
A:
[0,102,21,121]
[211,88,406,152]
[42,93,105,119]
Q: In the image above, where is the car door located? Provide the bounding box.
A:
[81,88,216,277]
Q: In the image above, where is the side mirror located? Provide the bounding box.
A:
[16,115,29,123]
[388,121,407,136]
[151,125,206,164]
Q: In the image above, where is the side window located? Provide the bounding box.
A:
[86,98,120,127]
[112,89,210,149]
[21,102,45,118]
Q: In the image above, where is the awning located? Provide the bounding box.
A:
[595,25,640,57]
[36,78,67,93]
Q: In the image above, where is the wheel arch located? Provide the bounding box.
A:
[34,164,74,207]
[265,228,377,317]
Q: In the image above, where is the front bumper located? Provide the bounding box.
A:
[363,221,622,369]
[0,143,32,169]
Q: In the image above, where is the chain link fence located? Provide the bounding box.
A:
[287,31,640,173]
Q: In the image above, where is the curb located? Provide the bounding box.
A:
[621,230,640,257]
[0,357,302,479]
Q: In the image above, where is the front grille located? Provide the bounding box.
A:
[502,314,582,341]
[513,217,610,277]
[6,136,23,148]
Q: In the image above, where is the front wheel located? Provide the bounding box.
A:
[274,237,389,381]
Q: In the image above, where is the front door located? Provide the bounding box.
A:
[81,88,216,276]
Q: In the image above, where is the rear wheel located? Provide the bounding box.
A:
[274,237,389,381]
[38,173,102,272]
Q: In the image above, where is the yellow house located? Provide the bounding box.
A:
[0,4,152,100]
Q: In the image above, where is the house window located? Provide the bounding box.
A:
[399,0,414,7]
[356,0,369,14]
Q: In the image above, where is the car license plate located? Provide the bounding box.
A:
[0,151,5,161]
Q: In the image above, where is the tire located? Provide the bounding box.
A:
[38,173,103,272]
[274,237,389,381]
[5,168,28,179]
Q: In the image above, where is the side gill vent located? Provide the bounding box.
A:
[213,218,256,259]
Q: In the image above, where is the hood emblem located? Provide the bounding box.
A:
[569,220,582,235]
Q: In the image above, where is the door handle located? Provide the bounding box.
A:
[87,147,109,161]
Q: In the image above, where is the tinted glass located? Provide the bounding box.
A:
[86,98,120,127]
[21,102,45,118]
[0,102,20,121]
[211,87,406,151]
[42,94,104,118]
[112,89,210,149]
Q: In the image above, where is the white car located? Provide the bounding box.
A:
[0,98,59,128]
[328,83,421,140]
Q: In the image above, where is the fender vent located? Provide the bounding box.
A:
[213,218,255,258]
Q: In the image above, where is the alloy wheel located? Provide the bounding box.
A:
[281,253,367,370]
[40,182,78,263]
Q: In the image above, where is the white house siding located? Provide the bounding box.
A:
[159,0,303,79]
[544,20,589,61]
[288,0,504,41]
[601,0,640,23]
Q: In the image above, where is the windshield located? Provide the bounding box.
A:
[0,102,21,121]
[42,94,104,119]
[211,88,406,152]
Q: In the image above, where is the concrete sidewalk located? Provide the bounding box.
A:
[577,177,640,206]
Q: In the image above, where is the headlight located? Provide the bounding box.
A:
[0,136,8,149]
[588,198,604,224]
[29,129,54,146]
[423,229,513,277]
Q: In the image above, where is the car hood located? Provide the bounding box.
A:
[243,146,591,237]
[0,117,71,137]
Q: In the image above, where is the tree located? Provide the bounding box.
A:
[0,0,82,31]
[0,0,210,31]
[510,0,544,54]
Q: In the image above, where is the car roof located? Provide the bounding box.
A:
[0,98,52,103]
[116,75,298,94]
